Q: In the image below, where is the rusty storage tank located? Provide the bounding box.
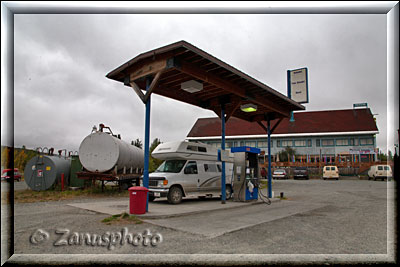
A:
[78,125,144,173]
[24,154,71,191]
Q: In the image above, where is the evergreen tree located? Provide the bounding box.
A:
[149,138,163,172]
[278,146,296,162]
[132,138,143,149]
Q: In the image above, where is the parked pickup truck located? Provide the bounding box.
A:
[293,167,309,180]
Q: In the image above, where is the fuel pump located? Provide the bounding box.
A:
[231,146,260,202]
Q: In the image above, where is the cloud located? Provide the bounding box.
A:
[12,13,390,153]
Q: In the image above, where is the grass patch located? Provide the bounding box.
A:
[101,212,142,225]
[14,185,130,203]
[259,179,274,189]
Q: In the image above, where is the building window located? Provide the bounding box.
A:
[316,139,320,147]
[294,140,306,147]
[349,138,361,146]
[245,141,256,147]
[277,140,281,147]
[336,139,349,146]
[307,139,312,147]
[281,140,292,147]
[360,138,374,145]
[211,142,221,148]
[257,141,272,148]
[321,139,334,146]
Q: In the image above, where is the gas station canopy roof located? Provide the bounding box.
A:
[106,40,304,122]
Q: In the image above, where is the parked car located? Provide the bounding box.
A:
[272,168,288,179]
[368,165,392,181]
[293,167,309,180]
[1,168,22,182]
[322,166,339,180]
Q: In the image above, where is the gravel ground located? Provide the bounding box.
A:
[5,179,396,264]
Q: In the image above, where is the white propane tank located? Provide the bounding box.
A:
[79,131,144,173]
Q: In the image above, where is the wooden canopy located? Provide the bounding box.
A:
[106,40,304,122]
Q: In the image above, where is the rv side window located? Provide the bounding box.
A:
[204,164,217,172]
[198,147,207,152]
[187,145,198,151]
[184,161,198,174]
[217,164,222,172]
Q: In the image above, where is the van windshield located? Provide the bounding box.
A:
[155,160,187,173]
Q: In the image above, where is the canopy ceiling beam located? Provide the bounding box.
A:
[270,118,284,133]
[225,97,242,123]
[128,71,163,104]
[256,117,283,134]
[170,58,290,118]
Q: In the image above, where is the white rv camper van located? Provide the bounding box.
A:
[148,140,234,204]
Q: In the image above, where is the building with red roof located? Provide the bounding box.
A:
[186,107,379,163]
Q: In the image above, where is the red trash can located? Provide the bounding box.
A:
[128,186,149,215]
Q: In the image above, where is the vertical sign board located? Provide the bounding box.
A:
[287,68,309,104]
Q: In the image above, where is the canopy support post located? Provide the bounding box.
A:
[267,119,272,198]
[221,104,226,204]
[143,77,151,212]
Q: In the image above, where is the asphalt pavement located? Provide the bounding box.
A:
[4,178,396,265]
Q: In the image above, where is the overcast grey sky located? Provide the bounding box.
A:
[8,4,396,154]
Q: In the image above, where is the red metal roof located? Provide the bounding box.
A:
[187,108,379,137]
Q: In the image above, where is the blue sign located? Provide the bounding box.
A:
[230,146,261,154]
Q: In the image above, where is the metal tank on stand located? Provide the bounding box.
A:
[24,148,71,191]
[77,124,144,190]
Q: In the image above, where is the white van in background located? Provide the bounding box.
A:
[322,166,339,180]
[147,141,233,204]
[368,165,392,181]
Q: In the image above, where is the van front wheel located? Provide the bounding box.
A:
[167,186,183,204]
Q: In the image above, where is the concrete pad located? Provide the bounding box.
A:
[68,200,130,216]
[145,201,326,238]
[67,196,279,219]
[67,187,279,218]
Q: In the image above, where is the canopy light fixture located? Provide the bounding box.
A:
[240,103,258,112]
[181,80,203,93]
